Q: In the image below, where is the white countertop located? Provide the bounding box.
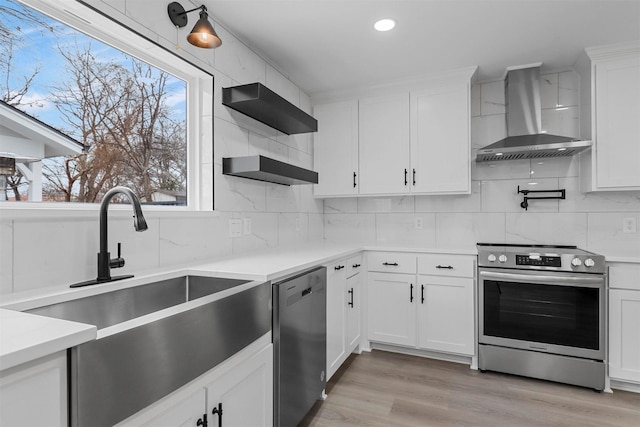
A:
[0,242,476,371]
[0,309,96,371]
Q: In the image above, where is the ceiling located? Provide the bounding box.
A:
[203,0,640,96]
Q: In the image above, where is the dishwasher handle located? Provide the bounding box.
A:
[302,287,313,297]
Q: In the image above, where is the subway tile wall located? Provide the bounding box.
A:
[323,71,640,258]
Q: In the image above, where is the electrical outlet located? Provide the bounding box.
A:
[414,217,423,230]
[243,218,252,235]
[623,217,637,233]
[229,219,242,237]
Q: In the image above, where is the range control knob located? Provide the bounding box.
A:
[571,258,583,267]
[488,254,497,262]
[498,254,508,263]
[584,258,595,268]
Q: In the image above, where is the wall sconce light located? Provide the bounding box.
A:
[167,2,222,49]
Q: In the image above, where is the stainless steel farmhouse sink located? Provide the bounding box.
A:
[26,275,272,427]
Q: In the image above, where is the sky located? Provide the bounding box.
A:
[0,0,187,140]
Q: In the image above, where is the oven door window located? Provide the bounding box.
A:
[483,280,600,350]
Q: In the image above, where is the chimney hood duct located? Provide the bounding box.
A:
[476,65,591,162]
[223,155,319,185]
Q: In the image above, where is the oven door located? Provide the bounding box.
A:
[478,268,605,360]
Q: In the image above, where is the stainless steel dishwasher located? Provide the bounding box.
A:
[273,266,327,427]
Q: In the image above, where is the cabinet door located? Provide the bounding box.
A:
[138,390,206,427]
[417,275,474,355]
[367,272,416,347]
[327,261,348,379]
[0,352,67,427]
[206,344,273,427]
[359,93,411,195]
[609,289,640,382]
[313,100,359,196]
[346,272,361,351]
[411,84,470,194]
[594,55,640,189]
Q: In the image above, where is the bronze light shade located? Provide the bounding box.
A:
[187,9,222,48]
[167,2,222,49]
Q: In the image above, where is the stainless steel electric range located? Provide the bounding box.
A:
[476,243,607,391]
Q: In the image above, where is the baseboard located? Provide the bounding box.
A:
[610,379,640,394]
[369,342,473,366]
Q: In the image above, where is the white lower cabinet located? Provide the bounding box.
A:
[326,255,363,380]
[205,344,273,427]
[117,338,273,427]
[417,275,474,355]
[346,271,362,349]
[609,289,640,383]
[367,272,417,347]
[608,262,640,387]
[0,351,67,427]
[367,252,475,357]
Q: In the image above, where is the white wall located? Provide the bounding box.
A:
[323,72,640,259]
[0,0,323,295]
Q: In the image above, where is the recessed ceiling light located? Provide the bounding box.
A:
[374,18,396,32]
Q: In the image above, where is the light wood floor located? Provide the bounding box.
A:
[300,350,640,427]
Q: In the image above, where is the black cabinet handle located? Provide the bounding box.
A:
[421,284,425,304]
[212,403,223,427]
[382,262,398,266]
[410,284,414,302]
[197,414,208,427]
[335,265,345,270]
[348,288,354,307]
[436,265,454,269]
[352,263,361,268]
[353,172,357,188]
[404,168,408,186]
[413,168,416,186]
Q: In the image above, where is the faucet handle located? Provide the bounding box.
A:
[110,242,125,269]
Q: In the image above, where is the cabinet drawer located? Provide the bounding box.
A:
[347,255,363,278]
[609,262,640,291]
[368,252,416,274]
[418,254,475,278]
[326,259,348,278]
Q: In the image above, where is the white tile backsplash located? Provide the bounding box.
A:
[505,212,588,247]
[324,214,376,244]
[159,214,232,267]
[587,213,640,258]
[13,219,96,291]
[435,213,506,249]
[375,213,436,247]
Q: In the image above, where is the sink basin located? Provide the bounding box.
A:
[27,275,251,329]
[25,275,271,427]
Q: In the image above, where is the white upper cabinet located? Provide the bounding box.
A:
[576,42,640,191]
[313,100,359,196]
[410,83,471,194]
[358,93,411,195]
[312,66,476,198]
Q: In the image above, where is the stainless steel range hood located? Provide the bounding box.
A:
[476,65,591,162]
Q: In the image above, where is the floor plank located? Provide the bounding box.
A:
[300,350,640,427]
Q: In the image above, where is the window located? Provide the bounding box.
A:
[0,0,213,209]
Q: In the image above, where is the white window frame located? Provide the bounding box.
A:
[1,0,214,214]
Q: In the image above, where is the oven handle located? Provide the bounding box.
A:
[479,270,604,287]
